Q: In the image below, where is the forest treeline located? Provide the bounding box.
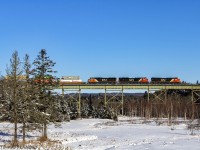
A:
[0,49,199,147]
[77,90,200,121]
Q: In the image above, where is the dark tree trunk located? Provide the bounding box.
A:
[23,122,25,142]
[43,123,47,138]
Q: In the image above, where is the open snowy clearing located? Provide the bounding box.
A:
[0,117,200,150]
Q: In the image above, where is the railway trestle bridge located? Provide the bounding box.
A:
[56,84,200,117]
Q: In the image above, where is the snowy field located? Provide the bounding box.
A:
[0,117,200,150]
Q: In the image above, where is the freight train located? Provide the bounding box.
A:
[4,75,182,85]
[59,76,181,85]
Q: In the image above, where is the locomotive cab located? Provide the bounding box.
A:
[139,77,149,83]
[170,77,181,83]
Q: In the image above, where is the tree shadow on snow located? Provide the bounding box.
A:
[0,132,38,138]
[0,132,11,136]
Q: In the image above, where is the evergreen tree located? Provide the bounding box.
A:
[32,49,58,139]
[20,54,33,142]
[47,94,70,122]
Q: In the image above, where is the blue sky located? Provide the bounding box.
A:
[0,0,200,83]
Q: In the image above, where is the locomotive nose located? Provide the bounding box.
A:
[176,78,181,82]
[143,78,149,83]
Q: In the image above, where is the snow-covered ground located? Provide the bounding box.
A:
[0,117,200,149]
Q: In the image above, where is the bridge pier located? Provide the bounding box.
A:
[104,87,124,116]
[122,87,124,116]
[191,90,200,103]
[78,88,81,118]
[62,86,82,118]
[104,88,107,106]
[147,87,168,119]
[151,89,167,102]
[191,89,200,120]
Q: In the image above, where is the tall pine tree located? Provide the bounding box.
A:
[6,51,23,146]
[21,54,33,142]
[32,49,57,139]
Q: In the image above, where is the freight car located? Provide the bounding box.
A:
[118,77,148,84]
[151,77,181,84]
[60,76,85,85]
[88,77,117,84]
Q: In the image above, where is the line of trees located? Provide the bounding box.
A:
[76,91,200,124]
[0,49,69,146]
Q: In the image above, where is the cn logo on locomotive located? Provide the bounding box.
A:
[102,79,108,81]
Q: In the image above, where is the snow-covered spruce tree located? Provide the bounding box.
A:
[95,101,114,119]
[81,97,95,118]
[47,94,70,122]
[32,49,58,139]
[5,51,23,146]
[81,105,90,118]
[69,102,79,119]
[0,76,12,121]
